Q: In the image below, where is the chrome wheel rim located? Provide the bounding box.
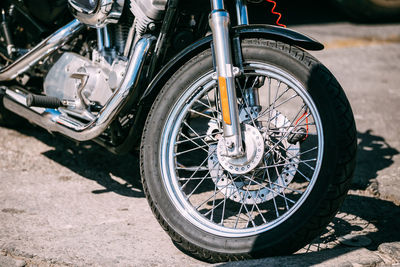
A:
[160,62,324,238]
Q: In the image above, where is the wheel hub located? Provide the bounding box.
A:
[216,124,264,175]
[207,112,302,205]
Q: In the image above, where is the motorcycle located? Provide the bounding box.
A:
[0,0,357,262]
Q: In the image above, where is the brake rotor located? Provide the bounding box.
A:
[207,111,301,205]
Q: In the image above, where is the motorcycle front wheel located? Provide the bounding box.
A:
[140,39,357,262]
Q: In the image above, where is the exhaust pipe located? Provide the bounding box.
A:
[0,19,83,81]
[3,35,156,141]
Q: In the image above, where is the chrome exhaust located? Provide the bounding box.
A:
[3,35,156,141]
[0,19,83,81]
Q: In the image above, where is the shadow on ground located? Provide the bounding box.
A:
[173,128,400,263]
[353,129,399,190]
[6,118,400,262]
[216,195,400,266]
[12,123,144,198]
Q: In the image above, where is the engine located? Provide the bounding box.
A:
[43,50,127,120]
[68,0,125,28]
[130,0,168,34]
[47,0,168,121]
[68,0,168,29]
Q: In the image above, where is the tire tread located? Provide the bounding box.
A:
[140,39,357,262]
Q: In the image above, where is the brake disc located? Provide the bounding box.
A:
[207,111,300,205]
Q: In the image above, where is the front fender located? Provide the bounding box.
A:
[140,25,323,103]
[233,24,324,51]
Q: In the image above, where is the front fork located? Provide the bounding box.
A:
[209,0,249,157]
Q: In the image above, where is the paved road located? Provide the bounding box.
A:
[1,9,400,267]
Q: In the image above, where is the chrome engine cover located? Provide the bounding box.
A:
[44,52,126,117]
[130,0,168,20]
[68,0,125,27]
[130,0,168,34]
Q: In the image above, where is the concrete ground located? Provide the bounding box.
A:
[1,2,400,267]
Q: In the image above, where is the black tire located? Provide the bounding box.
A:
[140,39,357,262]
[331,0,400,21]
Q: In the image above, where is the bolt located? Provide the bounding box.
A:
[233,67,240,76]
[225,140,234,149]
[148,22,156,31]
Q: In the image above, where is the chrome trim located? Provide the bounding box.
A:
[3,35,156,141]
[97,28,104,51]
[235,0,249,25]
[0,19,83,81]
[68,0,124,28]
[211,0,225,10]
[103,25,111,48]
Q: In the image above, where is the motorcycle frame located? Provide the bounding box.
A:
[0,0,324,155]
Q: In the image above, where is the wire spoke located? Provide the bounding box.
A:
[178,146,217,189]
[242,174,296,204]
[189,109,221,122]
[245,190,264,228]
[175,143,214,156]
[176,131,223,145]
[197,174,242,211]
[260,158,317,170]
[178,132,210,154]
[195,99,221,118]
[269,180,303,194]
[272,156,290,210]
[163,65,323,236]
[237,76,259,129]
[186,170,211,199]
[264,165,280,218]
[182,121,211,148]
[296,168,312,182]
[210,164,221,221]
[228,172,256,228]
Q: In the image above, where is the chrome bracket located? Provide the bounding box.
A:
[211,67,241,80]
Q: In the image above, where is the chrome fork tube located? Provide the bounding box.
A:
[209,0,243,157]
[236,0,261,112]
[211,0,224,9]
[235,0,249,25]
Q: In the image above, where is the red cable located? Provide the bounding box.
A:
[265,0,286,28]
[295,112,309,140]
